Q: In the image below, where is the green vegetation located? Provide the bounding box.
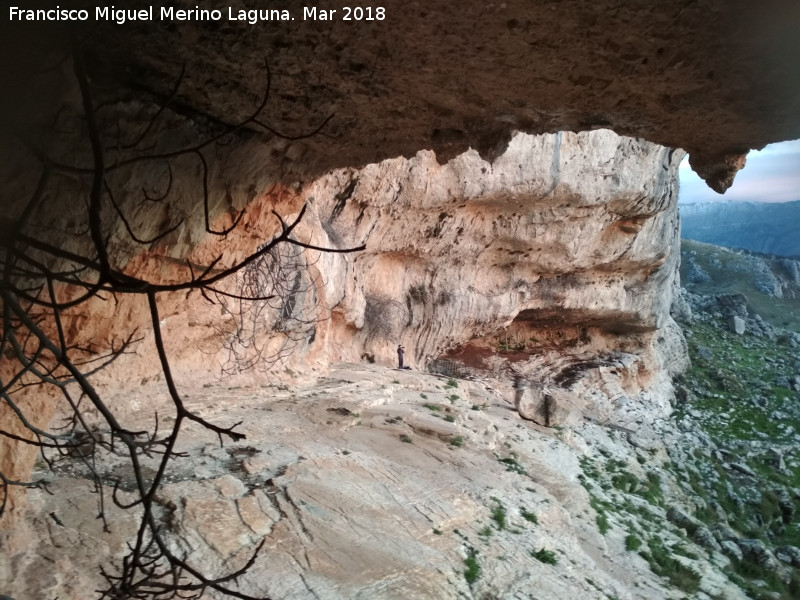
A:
[596,511,610,535]
[490,498,507,530]
[497,455,526,475]
[531,548,558,565]
[520,508,538,524]
[625,534,642,551]
[572,287,800,599]
[674,315,800,556]
[464,552,481,585]
[432,528,442,535]
[450,435,464,447]
[478,525,493,538]
[639,537,701,594]
[420,393,428,400]
[680,239,800,332]
[664,301,800,597]
[423,402,440,411]
[445,378,458,389]
[399,434,413,443]
[443,414,456,423]
[675,319,800,447]
[448,393,460,403]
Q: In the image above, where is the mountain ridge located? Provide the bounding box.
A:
[680,200,800,257]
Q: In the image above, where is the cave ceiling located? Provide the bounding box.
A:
[3,0,800,192]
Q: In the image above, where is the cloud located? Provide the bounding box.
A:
[679,139,800,203]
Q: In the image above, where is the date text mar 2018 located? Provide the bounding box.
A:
[303,7,386,20]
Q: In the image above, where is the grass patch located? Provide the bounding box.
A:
[640,537,701,594]
[464,552,480,585]
[588,496,612,535]
[680,239,800,333]
[445,378,458,389]
[497,455,526,475]
[520,508,538,524]
[443,414,456,423]
[423,402,440,411]
[531,548,558,565]
[625,534,642,551]
[448,393,460,403]
[450,435,464,447]
[490,498,507,530]
[596,512,610,535]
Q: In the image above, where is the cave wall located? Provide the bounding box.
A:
[1,0,798,564]
[0,125,690,599]
[301,130,683,367]
[13,128,684,418]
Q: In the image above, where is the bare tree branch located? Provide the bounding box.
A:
[0,44,362,600]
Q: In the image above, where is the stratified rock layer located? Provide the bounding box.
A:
[2,363,752,600]
[300,130,683,370]
[0,130,689,599]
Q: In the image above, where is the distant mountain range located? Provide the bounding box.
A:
[680,200,800,257]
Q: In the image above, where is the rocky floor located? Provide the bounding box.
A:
[6,358,779,600]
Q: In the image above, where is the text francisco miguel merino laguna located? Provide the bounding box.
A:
[8,5,387,23]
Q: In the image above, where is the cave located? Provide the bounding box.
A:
[2,2,799,598]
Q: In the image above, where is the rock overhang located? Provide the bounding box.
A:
[3,0,799,192]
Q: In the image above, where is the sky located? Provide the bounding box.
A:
[679,139,800,204]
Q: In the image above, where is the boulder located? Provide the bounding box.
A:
[696,345,714,360]
[627,430,662,452]
[516,385,577,427]
[728,462,756,478]
[720,540,743,562]
[728,316,746,335]
[711,524,738,542]
[670,287,694,324]
[694,525,722,552]
[736,539,780,570]
[716,294,749,319]
[666,506,701,534]
[775,488,794,524]
[686,258,711,283]
[775,546,800,567]
[779,259,800,285]
[765,448,786,472]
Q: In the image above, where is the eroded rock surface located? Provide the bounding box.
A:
[0,129,686,523]
[1,364,751,600]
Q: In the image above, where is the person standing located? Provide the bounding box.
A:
[397,345,405,369]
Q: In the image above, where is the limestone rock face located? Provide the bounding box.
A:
[736,539,780,571]
[516,385,578,427]
[303,130,684,369]
[1,126,689,596]
[0,364,750,600]
[17,128,681,385]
